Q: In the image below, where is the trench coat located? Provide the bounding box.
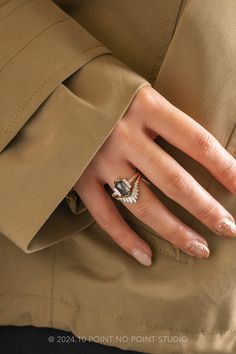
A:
[0,0,236,353]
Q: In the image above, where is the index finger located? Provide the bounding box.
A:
[146,90,236,195]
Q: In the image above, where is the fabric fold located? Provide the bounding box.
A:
[0,0,111,151]
[0,54,150,252]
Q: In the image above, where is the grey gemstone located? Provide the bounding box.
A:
[114,180,131,196]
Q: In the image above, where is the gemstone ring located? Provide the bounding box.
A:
[111,170,148,204]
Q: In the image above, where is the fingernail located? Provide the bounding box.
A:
[131,248,152,266]
[215,218,236,238]
[184,240,210,258]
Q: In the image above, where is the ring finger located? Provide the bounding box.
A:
[102,164,210,259]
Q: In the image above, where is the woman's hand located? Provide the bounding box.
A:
[73,85,236,266]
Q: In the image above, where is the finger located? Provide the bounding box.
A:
[73,177,152,266]
[102,165,210,259]
[129,132,236,239]
[146,91,236,195]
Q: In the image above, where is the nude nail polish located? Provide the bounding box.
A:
[215,218,236,238]
[132,249,152,266]
[185,240,210,258]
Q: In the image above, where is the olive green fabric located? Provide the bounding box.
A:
[0,0,236,353]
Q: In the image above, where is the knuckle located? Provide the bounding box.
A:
[196,201,218,222]
[95,213,112,230]
[220,157,235,179]
[167,223,185,244]
[193,131,218,157]
[112,231,127,244]
[113,120,130,141]
[165,172,190,195]
[136,86,166,115]
[127,86,169,128]
[133,203,153,220]
[138,86,157,107]
[112,120,137,149]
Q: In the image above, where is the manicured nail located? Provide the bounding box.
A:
[184,240,210,258]
[215,218,236,238]
[131,248,152,266]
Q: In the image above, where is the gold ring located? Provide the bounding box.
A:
[111,170,149,203]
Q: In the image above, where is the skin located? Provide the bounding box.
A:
[73,85,236,266]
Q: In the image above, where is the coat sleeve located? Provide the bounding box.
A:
[0,0,151,253]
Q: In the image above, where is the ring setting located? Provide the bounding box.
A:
[111,171,146,203]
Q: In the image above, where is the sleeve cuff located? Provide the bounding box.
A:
[0,0,111,151]
[0,54,151,253]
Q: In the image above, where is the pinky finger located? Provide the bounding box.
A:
[73,179,153,267]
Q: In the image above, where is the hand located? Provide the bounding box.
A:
[73,85,236,266]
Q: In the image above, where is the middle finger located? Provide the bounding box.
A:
[129,132,236,238]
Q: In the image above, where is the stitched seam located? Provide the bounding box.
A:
[0,17,70,74]
[0,292,236,334]
[148,0,175,83]
[123,217,187,263]
[78,205,188,263]
[0,0,35,24]
[0,44,108,139]
[69,212,187,263]
[134,224,186,263]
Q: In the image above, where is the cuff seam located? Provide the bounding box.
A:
[0,48,111,146]
[0,16,70,73]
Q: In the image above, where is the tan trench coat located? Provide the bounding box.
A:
[0,0,236,353]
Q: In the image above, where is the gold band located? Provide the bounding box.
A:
[111,170,148,203]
